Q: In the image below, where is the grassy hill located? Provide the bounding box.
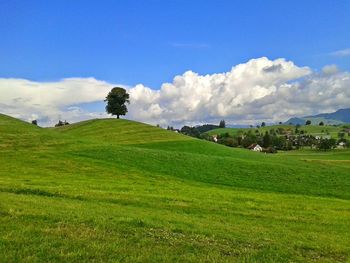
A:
[1,114,350,262]
[207,124,346,139]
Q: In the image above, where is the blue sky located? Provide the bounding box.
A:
[1,1,350,126]
[1,0,349,88]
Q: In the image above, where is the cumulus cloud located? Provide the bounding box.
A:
[322,64,339,75]
[0,77,120,126]
[127,57,312,125]
[0,57,349,127]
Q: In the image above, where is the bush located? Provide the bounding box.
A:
[262,147,277,154]
[221,137,238,147]
[317,138,336,151]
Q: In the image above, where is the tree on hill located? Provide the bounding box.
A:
[219,120,226,128]
[55,120,69,127]
[31,120,38,125]
[195,124,219,133]
[261,122,266,127]
[105,87,130,119]
[305,120,311,125]
[319,121,324,126]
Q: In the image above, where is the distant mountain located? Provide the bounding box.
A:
[285,117,306,125]
[306,108,350,123]
[285,108,350,125]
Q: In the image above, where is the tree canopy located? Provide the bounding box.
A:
[105,87,130,119]
[219,120,226,128]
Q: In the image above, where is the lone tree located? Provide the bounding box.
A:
[105,87,130,119]
[219,120,226,128]
[305,120,311,125]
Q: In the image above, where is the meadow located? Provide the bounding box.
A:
[0,114,349,262]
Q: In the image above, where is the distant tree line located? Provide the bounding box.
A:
[55,120,70,127]
[177,120,225,138]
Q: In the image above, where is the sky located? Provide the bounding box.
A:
[1,0,350,126]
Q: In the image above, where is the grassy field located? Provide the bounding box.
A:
[1,114,350,262]
[207,124,347,139]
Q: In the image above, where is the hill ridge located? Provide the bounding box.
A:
[285,108,350,125]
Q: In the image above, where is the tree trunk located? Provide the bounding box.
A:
[117,115,119,119]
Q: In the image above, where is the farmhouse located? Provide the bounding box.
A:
[315,135,331,140]
[337,141,346,149]
[248,143,263,152]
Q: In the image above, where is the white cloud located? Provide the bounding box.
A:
[322,64,338,75]
[0,57,349,127]
[0,77,120,126]
[330,48,350,57]
[127,57,312,125]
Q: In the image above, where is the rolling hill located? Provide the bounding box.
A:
[1,114,350,262]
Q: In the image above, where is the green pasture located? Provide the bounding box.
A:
[1,114,349,262]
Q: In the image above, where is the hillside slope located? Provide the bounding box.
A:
[1,114,349,262]
[0,113,71,149]
[55,118,191,145]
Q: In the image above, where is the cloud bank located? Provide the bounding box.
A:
[0,57,349,127]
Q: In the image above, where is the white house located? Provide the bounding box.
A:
[253,144,263,152]
[248,143,263,152]
[337,141,346,149]
[315,135,331,140]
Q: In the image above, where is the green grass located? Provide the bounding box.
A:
[207,124,347,139]
[1,114,350,262]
